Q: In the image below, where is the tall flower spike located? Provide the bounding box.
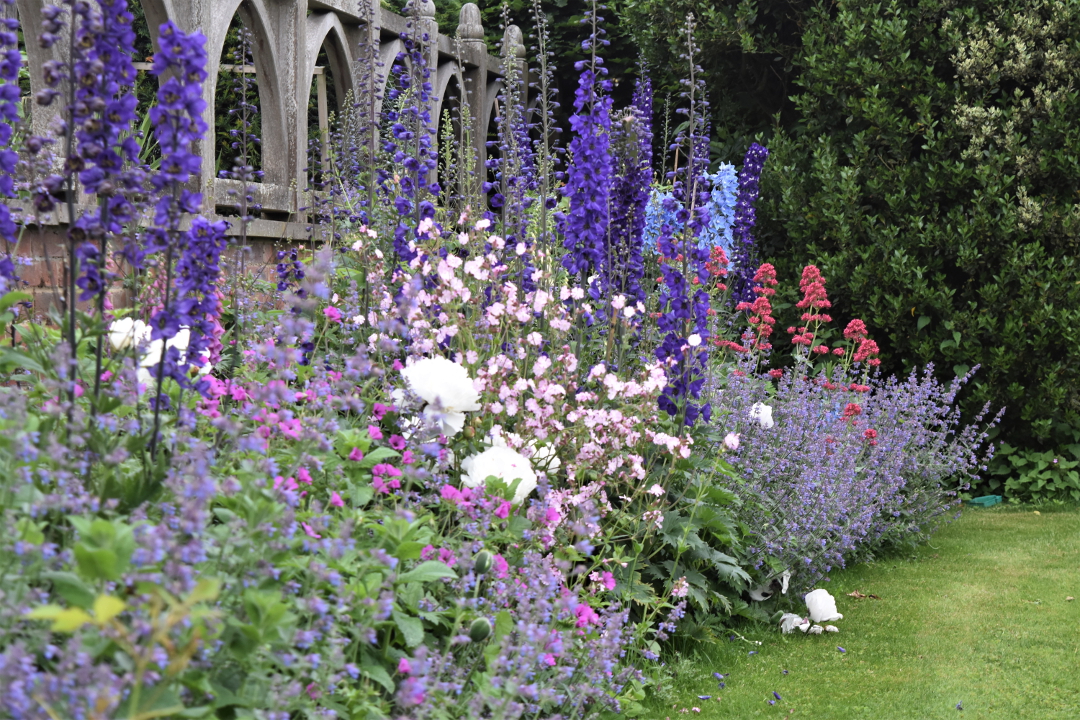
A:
[607,72,652,307]
[557,1,612,294]
[142,21,211,401]
[0,0,21,294]
[730,142,770,303]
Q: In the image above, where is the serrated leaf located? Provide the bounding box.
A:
[494,610,513,641]
[360,662,395,693]
[392,610,425,648]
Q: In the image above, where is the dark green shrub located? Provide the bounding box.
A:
[753,0,1080,493]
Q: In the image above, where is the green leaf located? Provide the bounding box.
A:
[397,560,456,584]
[917,315,931,331]
[494,610,513,641]
[42,571,95,609]
[392,609,425,647]
[357,445,401,469]
[360,661,395,693]
[74,546,119,582]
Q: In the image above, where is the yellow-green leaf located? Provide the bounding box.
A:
[187,578,221,605]
[51,608,93,632]
[25,604,64,621]
[93,594,126,625]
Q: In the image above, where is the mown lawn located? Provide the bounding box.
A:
[647,507,1080,719]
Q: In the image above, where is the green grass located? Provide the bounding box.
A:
[647,507,1080,719]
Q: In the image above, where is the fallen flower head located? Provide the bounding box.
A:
[805,588,844,623]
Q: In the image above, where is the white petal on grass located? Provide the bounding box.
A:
[779,613,809,634]
[805,589,844,623]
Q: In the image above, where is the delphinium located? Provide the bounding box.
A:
[141,21,218,447]
[607,73,652,310]
[557,0,612,298]
[652,14,713,427]
[697,163,738,254]
[0,0,20,294]
[729,142,769,303]
[488,16,536,290]
[527,0,562,261]
[217,23,262,340]
[67,0,143,399]
[382,0,440,263]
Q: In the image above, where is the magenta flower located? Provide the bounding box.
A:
[368,424,384,440]
[438,548,457,567]
[301,522,321,539]
[278,418,302,439]
[397,658,412,674]
[348,447,364,462]
[421,545,436,560]
[297,467,313,484]
[389,434,407,450]
[323,306,342,323]
[273,476,298,492]
[329,491,344,508]
[493,553,509,579]
[494,500,511,519]
[574,603,600,627]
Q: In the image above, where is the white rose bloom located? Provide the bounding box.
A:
[401,357,481,437]
[487,427,561,474]
[805,589,844,623]
[461,446,537,504]
[108,317,150,352]
[749,402,775,429]
[424,406,469,437]
[807,624,824,635]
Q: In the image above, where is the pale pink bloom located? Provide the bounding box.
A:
[647,484,665,497]
[687,333,702,347]
[724,432,741,451]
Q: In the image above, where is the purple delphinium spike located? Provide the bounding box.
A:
[607,74,652,308]
[0,0,21,294]
[730,142,769,303]
[70,0,141,304]
[141,20,212,416]
[383,1,439,263]
[557,5,612,294]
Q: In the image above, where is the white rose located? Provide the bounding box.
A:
[805,589,843,623]
[461,446,537,504]
[749,402,775,429]
[401,357,481,437]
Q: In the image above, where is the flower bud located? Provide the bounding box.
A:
[473,550,492,575]
[469,617,492,643]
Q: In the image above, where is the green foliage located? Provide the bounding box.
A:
[989,442,1080,502]
[751,0,1080,497]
